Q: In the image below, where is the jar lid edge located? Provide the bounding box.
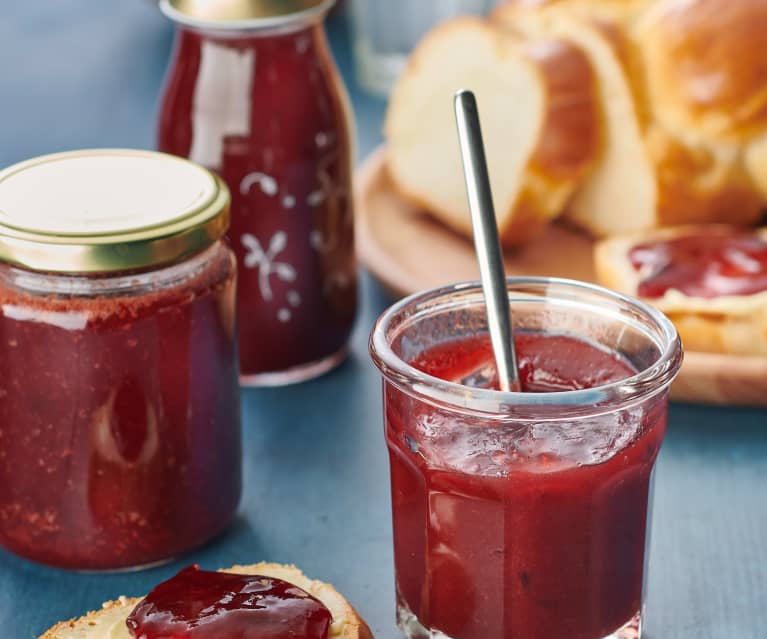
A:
[0,149,231,273]
[159,0,335,31]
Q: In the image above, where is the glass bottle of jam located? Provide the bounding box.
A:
[158,0,357,386]
[0,150,241,571]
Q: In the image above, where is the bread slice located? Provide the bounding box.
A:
[494,5,654,236]
[39,563,373,639]
[635,0,767,145]
[384,17,599,247]
[595,226,767,356]
[494,5,764,236]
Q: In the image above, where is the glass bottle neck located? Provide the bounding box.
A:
[171,18,330,68]
[176,14,325,43]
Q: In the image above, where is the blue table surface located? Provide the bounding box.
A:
[0,4,765,638]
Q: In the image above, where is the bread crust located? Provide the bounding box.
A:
[636,0,767,144]
[38,563,373,639]
[595,226,767,356]
[522,39,600,181]
[503,37,601,243]
[648,125,764,227]
[496,5,659,236]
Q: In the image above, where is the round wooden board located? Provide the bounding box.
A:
[355,147,767,407]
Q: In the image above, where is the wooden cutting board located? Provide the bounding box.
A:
[355,146,767,407]
[355,148,598,295]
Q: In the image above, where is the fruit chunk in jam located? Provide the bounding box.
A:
[127,566,332,639]
[629,230,767,298]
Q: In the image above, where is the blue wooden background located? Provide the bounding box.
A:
[0,3,765,638]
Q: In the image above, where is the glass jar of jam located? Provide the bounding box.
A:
[370,278,683,639]
[158,0,357,386]
[0,150,241,571]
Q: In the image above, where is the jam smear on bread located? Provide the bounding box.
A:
[629,231,767,298]
[126,565,332,639]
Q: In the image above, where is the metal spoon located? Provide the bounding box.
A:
[454,89,521,392]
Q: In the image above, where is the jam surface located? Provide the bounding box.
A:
[127,566,332,639]
[158,23,357,377]
[0,245,241,570]
[629,231,767,299]
[387,333,666,639]
[411,332,633,392]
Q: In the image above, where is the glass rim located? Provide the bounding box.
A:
[369,277,684,417]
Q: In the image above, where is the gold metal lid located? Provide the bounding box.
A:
[0,149,230,274]
[159,0,335,31]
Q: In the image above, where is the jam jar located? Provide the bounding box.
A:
[0,150,241,570]
[158,0,358,386]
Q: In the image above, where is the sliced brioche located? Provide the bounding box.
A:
[636,0,767,145]
[595,226,767,356]
[494,5,654,235]
[384,17,599,247]
[40,563,373,639]
[494,5,764,235]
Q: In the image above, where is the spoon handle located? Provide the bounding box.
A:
[454,89,521,392]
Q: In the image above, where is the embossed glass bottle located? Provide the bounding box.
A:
[158,0,357,385]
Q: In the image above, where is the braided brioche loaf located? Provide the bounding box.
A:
[384,0,767,246]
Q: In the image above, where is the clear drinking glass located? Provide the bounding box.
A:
[370,278,683,639]
[350,0,501,95]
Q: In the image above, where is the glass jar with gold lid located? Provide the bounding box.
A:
[0,149,241,571]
